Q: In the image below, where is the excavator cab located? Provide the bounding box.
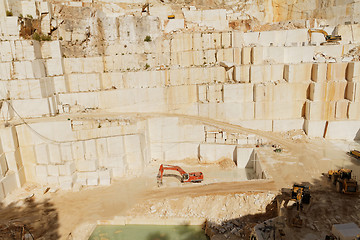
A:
[182,173,189,182]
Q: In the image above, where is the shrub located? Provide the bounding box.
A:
[32,32,41,41]
[41,34,51,41]
[6,10,13,16]
[145,63,150,70]
[26,14,33,19]
[144,35,152,42]
[59,36,63,40]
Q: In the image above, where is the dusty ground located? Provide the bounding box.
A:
[1,113,360,239]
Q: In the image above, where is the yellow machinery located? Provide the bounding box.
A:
[291,184,311,210]
[167,15,175,19]
[327,169,358,194]
[308,29,342,44]
[350,150,360,159]
[289,184,311,227]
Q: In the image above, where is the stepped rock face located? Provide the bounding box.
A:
[0,0,359,194]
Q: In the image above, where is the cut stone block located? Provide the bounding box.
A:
[59,162,76,176]
[107,136,124,157]
[0,183,5,201]
[72,141,85,160]
[272,119,304,132]
[331,222,360,240]
[21,1,37,19]
[253,83,274,102]
[76,160,98,172]
[348,102,360,120]
[84,139,98,160]
[346,81,360,102]
[233,48,241,65]
[303,120,326,138]
[112,167,125,178]
[76,172,87,186]
[60,143,73,161]
[236,148,254,168]
[311,63,327,82]
[35,165,48,177]
[270,64,284,82]
[284,63,312,82]
[251,47,264,65]
[47,165,59,176]
[326,80,347,101]
[59,174,77,190]
[255,101,304,120]
[48,144,62,164]
[87,172,99,186]
[309,82,326,101]
[346,62,360,82]
[199,143,236,163]
[325,121,360,140]
[0,126,19,153]
[22,40,41,60]
[223,83,253,103]
[197,85,207,103]
[0,62,12,80]
[206,84,223,102]
[327,62,347,81]
[47,176,59,185]
[250,65,271,84]
[46,58,64,76]
[242,47,251,65]
[234,65,248,83]
[34,144,49,164]
[31,60,46,78]
[335,100,349,120]
[5,17,19,36]
[1,171,19,196]
[99,169,111,185]
[5,150,22,172]
[305,100,336,121]
[0,154,8,178]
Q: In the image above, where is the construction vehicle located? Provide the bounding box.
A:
[291,184,311,210]
[157,164,203,185]
[327,169,358,194]
[288,184,311,227]
[350,150,360,159]
[308,29,342,44]
[167,15,175,19]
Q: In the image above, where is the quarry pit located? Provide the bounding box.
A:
[0,0,360,239]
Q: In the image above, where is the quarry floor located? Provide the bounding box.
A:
[1,113,360,240]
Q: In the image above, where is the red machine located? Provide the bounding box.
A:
[157,164,203,185]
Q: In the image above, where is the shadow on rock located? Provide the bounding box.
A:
[0,197,59,239]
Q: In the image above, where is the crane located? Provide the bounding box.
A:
[308,29,342,45]
[157,164,203,185]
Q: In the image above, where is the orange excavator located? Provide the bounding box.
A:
[157,164,203,185]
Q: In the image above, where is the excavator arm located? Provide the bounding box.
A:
[308,29,341,43]
[157,164,203,185]
[157,164,187,182]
